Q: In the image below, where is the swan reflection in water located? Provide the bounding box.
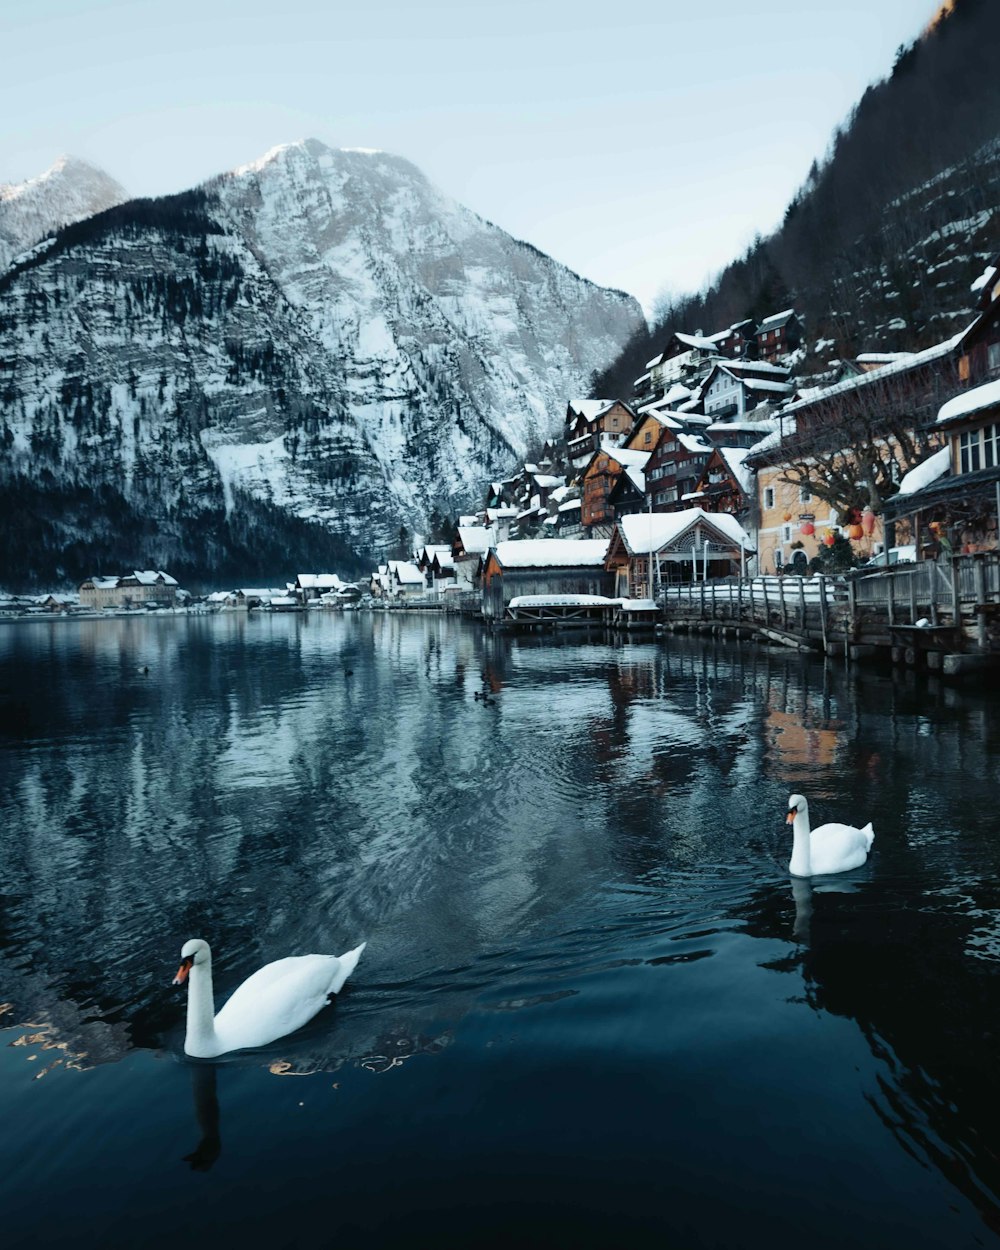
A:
[790,876,863,944]
[184,1064,222,1172]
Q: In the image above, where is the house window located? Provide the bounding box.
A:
[799,486,811,503]
[988,342,1000,372]
[959,424,999,472]
[782,524,793,543]
[764,487,775,509]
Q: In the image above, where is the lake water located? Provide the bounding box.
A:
[1,611,1000,1249]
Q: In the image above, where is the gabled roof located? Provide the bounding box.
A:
[489,539,609,570]
[615,509,753,555]
[566,398,615,420]
[392,562,424,585]
[757,309,798,331]
[718,447,754,496]
[937,377,1000,426]
[897,446,950,495]
[677,432,713,455]
[780,330,966,419]
[456,525,494,555]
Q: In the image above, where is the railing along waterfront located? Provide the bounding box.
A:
[657,551,1000,651]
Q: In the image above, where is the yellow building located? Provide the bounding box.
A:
[753,462,884,574]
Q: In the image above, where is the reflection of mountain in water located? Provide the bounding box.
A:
[2,609,1000,1246]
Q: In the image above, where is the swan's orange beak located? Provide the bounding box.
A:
[786,810,796,825]
[173,957,193,986]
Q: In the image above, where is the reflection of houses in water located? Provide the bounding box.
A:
[763,706,843,789]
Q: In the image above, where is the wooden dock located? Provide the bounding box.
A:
[659,552,1000,675]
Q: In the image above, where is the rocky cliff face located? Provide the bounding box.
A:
[0,155,127,273]
[0,140,643,586]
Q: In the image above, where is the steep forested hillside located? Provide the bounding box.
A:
[596,0,1000,395]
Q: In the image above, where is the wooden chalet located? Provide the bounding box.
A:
[605,509,753,597]
[755,310,802,362]
[581,445,651,533]
[564,399,635,471]
[692,446,754,516]
[480,539,613,620]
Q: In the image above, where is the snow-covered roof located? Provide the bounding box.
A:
[624,464,646,493]
[600,444,650,469]
[757,308,796,330]
[532,473,564,489]
[706,418,778,436]
[238,588,286,598]
[719,446,754,495]
[269,595,298,606]
[856,352,915,365]
[567,398,613,420]
[509,593,618,608]
[897,446,951,496]
[742,378,794,396]
[781,330,966,418]
[457,525,494,555]
[132,570,178,585]
[87,576,120,589]
[634,400,685,428]
[558,498,582,512]
[297,572,344,589]
[971,264,997,294]
[937,377,1000,425]
[617,508,753,554]
[392,562,424,584]
[678,433,713,454]
[746,415,797,457]
[490,539,609,569]
[675,331,720,352]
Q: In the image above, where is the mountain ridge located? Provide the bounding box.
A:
[0,139,643,588]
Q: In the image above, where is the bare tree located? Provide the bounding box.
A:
[771,359,958,521]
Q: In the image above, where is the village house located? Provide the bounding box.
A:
[564,399,635,471]
[755,310,802,362]
[480,539,613,620]
[692,446,754,518]
[697,360,794,420]
[79,570,179,610]
[744,329,963,572]
[451,525,495,589]
[580,444,651,534]
[885,379,1000,558]
[293,573,345,603]
[604,509,753,598]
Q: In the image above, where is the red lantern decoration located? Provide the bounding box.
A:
[783,511,793,522]
[823,532,836,547]
[861,508,876,536]
[800,521,815,537]
[847,523,864,541]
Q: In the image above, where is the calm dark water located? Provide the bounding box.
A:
[2,611,1000,1249]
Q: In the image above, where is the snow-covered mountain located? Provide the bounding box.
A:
[0,140,643,585]
[0,155,127,273]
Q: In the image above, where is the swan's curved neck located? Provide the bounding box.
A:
[185,961,219,1057]
[789,808,812,877]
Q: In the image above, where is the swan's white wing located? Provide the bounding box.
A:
[809,821,873,875]
[212,954,349,1053]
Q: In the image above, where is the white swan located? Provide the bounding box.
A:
[786,793,874,877]
[172,937,366,1058]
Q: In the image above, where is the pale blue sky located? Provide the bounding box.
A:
[1,0,943,310]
